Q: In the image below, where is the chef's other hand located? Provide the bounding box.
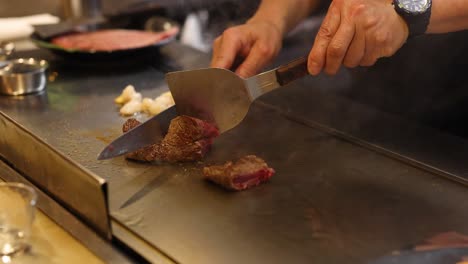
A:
[211,20,283,78]
[308,0,409,76]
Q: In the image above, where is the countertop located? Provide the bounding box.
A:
[0,176,104,264]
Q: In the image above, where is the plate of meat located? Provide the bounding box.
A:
[30,16,180,61]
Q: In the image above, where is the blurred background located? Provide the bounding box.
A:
[0,0,261,52]
[0,0,258,18]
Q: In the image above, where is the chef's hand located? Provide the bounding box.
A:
[308,0,409,76]
[210,20,283,78]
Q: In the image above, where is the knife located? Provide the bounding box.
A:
[97,106,176,160]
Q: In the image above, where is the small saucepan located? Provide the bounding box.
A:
[0,58,49,96]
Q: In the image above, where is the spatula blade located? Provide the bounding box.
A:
[165,67,252,133]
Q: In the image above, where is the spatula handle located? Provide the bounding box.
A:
[276,57,309,86]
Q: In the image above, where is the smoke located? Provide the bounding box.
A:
[177,0,261,37]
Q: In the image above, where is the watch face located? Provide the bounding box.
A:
[398,0,429,13]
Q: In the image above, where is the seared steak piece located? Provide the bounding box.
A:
[122,118,141,133]
[51,28,178,52]
[203,155,275,191]
[122,116,219,162]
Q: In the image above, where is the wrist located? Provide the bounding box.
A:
[246,16,287,36]
[395,12,410,40]
[392,0,432,38]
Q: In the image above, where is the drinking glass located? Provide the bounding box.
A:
[0,183,37,256]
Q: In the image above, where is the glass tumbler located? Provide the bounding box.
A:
[0,183,37,256]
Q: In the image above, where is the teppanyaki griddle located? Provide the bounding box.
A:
[2,38,468,264]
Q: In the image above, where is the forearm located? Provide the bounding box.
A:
[247,0,320,35]
[427,0,468,33]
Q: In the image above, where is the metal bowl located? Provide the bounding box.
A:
[0,58,49,96]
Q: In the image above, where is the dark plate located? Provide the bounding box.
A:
[30,16,180,61]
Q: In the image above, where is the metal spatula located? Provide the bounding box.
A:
[166,56,309,133]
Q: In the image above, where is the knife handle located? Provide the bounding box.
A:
[275,57,309,86]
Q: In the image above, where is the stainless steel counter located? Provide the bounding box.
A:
[1,31,468,263]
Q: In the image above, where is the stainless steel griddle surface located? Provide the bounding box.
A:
[1,42,468,264]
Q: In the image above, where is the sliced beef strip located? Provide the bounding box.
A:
[203,155,275,191]
[51,28,179,52]
[122,115,219,162]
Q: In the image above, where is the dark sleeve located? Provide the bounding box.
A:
[315,0,331,14]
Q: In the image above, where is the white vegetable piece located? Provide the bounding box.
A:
[141,98,155,113]
[115,85,139,105]
[120,98,143,116]
[141,91,175,116]
[153,92,175,115]
[115,85,174,116]
[154,91,175,106]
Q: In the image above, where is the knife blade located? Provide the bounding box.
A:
[119,172,170,209]
[97,106,177,160]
